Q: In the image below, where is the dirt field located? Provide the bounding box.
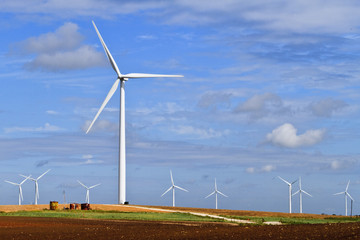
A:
[1,204,360,239]
[0,216,360,240]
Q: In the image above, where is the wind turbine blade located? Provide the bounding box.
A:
[37,169,51,180]
[170,170,174,186]
[205,191,215,199]
[5,180,18,186]
[278,176,291,185]
[334,191,345,196]
[121,73,184,78]
[292,190,300,196]
[77,180,88,189]
[19,174,35,181]
[92,21,121,77]
[347,192,355,201]
[174,185,188,192]
[215,178,217,191]
[217,191,228,198]
[20,175,31,185]
[161,186,172,197]
[346,180,350,191]
[86,78,120,134]
[89,183,101,189]
[302,190,312,197]
[291,179,298,185]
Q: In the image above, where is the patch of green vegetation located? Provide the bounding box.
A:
[223,215,360,225]
[0,210,223,223]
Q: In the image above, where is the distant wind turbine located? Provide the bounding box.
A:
[161,170,188,207]
[20,169,51,205]
[5,175,31,205]
[292,177,312,213]
[334,180,354,216]
[86,21,183,205]
[205,178,228,209]
[278,176,297,213]
[78,180,101,204]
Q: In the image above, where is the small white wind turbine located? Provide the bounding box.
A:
[5,175,31,205]
[161,170,188,207]
[278,176,297,213]
[205,178,228,209]
[78,180,101,204]
[334,180,354,216]
[86,21,183,205]
[292,177,312,213]
[20,169,51,205]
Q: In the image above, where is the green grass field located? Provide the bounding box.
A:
[0,210,223,223]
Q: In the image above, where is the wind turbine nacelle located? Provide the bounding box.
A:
[120,77,129,81]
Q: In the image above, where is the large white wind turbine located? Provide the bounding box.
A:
[78,180,101,204]
[278,176,297,213]
[205,178,228,209]
[77,180,101,204]
[5,175,31,205]
[20,169,51,205]
[86,21,183,205]
[292,177,312,213]
[161,170,188,207]
[334,180,354,216]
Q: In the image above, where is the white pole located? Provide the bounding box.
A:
[119,80,126,204]
[172,188,175,207]
[35,182,38,205]
[215,193,218,209]
[345,194,348,216]
[299,191,303,213]
[289,185,292,213]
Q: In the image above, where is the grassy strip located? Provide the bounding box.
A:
[0,210,224,223]
[223,215,360,225]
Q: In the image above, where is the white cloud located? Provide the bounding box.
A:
[266,123,325,148]
[17,22,83,54]
[246,164,276,173]
[46,110,59,115]
[171,125,230,139]
[309,98,348,117]
[13,22,105,71]
[4,123,63,133]
[25,45,105,71]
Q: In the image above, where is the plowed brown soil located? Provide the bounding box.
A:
[1,216,360,240]
[1,204,360,239]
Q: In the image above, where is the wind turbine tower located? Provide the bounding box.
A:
[334,180,354,216]
[205,178,228,209]
[292,177,312,213]
[20,169,51,205]
[161,170,188,207]
[86,21,183,205]
[278,176,297,213]
[5,175,31,205]
[78,180,101,204]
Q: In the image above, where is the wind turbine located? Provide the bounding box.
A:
[205,178,228,209]
[5,175,31,205]
[161,170,188,207]
[86,21,183,205]
[278,176,297,213]
[334,180,354,216]
[77,180,101,204]
[292,177,312,213]
[20,169,51,205]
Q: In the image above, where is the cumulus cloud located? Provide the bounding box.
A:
[16,22,83,54]
[234,93,289,120]
[266,123,325,148]
[25,45,105,71]
[13,22,105,71]
[308,98,348,117]
[4,123,63,133]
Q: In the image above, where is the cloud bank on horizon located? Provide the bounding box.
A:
[0,0,360,214]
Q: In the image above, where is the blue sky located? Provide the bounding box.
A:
[1,0,360,215]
